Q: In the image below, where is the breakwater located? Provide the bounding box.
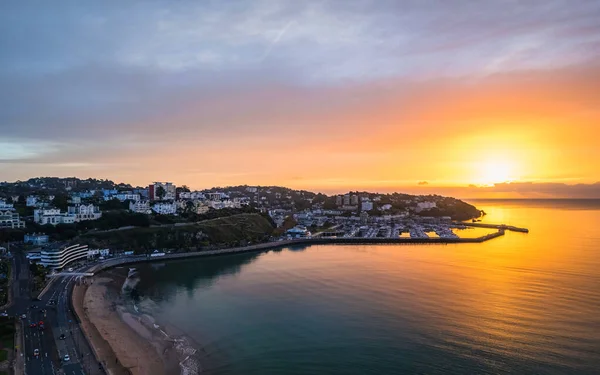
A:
[86,230,507,274]
[457,222,529,233]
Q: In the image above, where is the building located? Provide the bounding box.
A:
[246,187,258,193]
[152,202,177,215]
[350,195,359,205]
[416,201,437,212]
[0,199,26,229]
[26,196,38,207]
[343,194,351,206]
[33,209,77,226]
[129,200,151,214]
[205,192,226,201]
[178,191,206,200]
[109,192,141,202]
[361,201,374,211]
[68,204,102,221]
[87,248,110,259]
[380,204,392,211]
[68,196,82,204]
[40,243,88,269]
[148,182,176,201]
[360,211,369,224]
[286,226,312,238]
[24,233,49,246]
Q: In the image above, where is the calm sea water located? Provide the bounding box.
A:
[130,200,600,374]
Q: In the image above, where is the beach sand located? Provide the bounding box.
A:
[74,277,180,375]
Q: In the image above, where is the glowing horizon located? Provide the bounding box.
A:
[1,1,599,198]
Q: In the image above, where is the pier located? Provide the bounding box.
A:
[85,229,510,275]
[456,222,529,233]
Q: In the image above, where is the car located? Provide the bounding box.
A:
[67,268,74,272]
[63,354,70,362]
[59,334,66,340]
[21,314,26,319]
[34,349,40,357]
[0,311,7,317]
[29,322,37,328]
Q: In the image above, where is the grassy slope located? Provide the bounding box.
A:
[80,213,274,251]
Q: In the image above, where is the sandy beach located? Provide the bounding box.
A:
[73,275,200,375]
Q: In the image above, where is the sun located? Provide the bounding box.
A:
[476,160,515,186]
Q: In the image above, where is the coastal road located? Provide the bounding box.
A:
[8,252,102,375]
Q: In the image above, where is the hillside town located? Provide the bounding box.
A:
[0,177,483,269]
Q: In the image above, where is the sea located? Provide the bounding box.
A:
[124,199,600,375]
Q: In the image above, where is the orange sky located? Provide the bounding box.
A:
[1,1,600,198]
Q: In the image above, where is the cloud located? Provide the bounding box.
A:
[418,181,429,185]
[1,0,599,189]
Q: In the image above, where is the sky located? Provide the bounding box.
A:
[1,0,600,198]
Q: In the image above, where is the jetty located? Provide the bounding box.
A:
[455,222,529,233]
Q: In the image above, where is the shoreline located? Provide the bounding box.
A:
[74,271,204,375]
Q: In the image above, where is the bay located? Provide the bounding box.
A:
[129,200,600,374]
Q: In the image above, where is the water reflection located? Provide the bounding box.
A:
[128,200,600,375]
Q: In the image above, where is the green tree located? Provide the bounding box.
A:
[156,186,166,200]
[51,194,69,211]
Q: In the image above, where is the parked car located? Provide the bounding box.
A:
[29,322,37,328]
[21,314,26,319]
[59,334,66,340]
[63,354,70,362]
[34,349,40,357]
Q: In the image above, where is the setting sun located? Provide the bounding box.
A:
[476,160,515,186]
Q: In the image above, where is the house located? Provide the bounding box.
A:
[129,200,151,214]
[34,208,77,226]
[361,201,374,211]
[68,204,102,221]
[415,201,436,212]
[152,202,177,215]
[148,182,176,201]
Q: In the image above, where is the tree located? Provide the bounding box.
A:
[156,186,166,200]
[52,194,69,211]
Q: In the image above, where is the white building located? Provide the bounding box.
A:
[40,244,88,269]
[152,202,177,215]
[149,182,176,201]
[87,248,110,259]
[111,192,141,202]
[246,187,258,193]
[416,201,437,212]
[286,226,312,238]
[178,191,206,200]
[34,208,77,226]
[361,201,374,211]
[68,204,102,221]
[26,196,38,207]
[129,200,151,214]
[205,192,227,201]
[0,200,25,229]
[380,204,392,211]
[24,233,50,245]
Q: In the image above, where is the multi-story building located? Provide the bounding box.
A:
[350,195,359,205]
[24,233,50,246]
[40,243,88,269]
[148,182,176,201]
[361,201,374,211]
[152,202,177,215]
[68,204,102,221]
[205,192,226,201]
[335,195,343,206]
[178,191,206,200]
[129,200,151,214]
[0,200,25,229]
[107,192,140,202]
[416,201,436,212]
[34,208,77,226]
[343,194,351,206]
